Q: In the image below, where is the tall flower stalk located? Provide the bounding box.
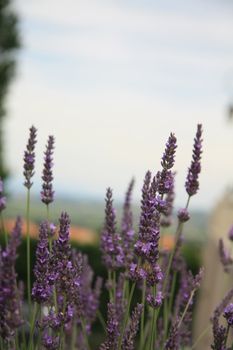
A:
[23,125,37,313]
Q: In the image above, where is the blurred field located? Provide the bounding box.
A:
[5,195,208,243]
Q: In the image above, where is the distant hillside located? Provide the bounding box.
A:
[4,195,208,241]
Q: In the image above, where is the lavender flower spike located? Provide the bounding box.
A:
[23,125,37,189]
[161,133,177,170]
[121,178,135,265]
[41,135,55,205]
[101,188,124,270]
[0,217,23,340]
[32,221,52,303]
[185,124,203,196]
[123,303,143,350]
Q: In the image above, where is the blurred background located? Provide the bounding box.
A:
[1,0,233,247]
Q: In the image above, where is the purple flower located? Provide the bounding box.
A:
[42,333,59,350]
[32,221,52,303]
[123,303,143,350]
[185,124,203,196]
[165,319,180,350]
[41,135,55,205]
[223,303,233,326]
[101,188,124,270]
[100,302,120,350]
[219,239,233,273]
[177,208,190,223]
[161,133,177,170]
[161,172,175,227]
[23,125,37,189]
[121,178,135,266]
[0,217,23,340]
[147,291,163,308]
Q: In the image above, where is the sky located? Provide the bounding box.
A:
[5,0,233,210]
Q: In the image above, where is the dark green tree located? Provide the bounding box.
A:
[0,0,20,180]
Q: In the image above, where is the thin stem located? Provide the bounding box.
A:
[117,282,136,350]
[71,318,77,350]
[80,318,91,350]
[149,286,157,350]
[26,189,31,314]
[108,270,113,301]
[139,279,146,349]
[177,290,195,329]
[1,212,7,246]
[28,303,39,350]
[225,324,230,347]
[191,324,211,349]
[59,296,67,350]
[164,271,177,342]
[113,270,116,302]
[96,310,107,334]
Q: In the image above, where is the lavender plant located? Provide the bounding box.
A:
[1,124,233,350]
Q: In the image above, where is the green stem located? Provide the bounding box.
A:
[26,189,31,313]
[1,212,7,246]
[108,270,113,301]
[178,290,195,329]
[59,296,67,350]
[149,286,157,350]
[28,303,39,350]
[113,270,116,302]
[191,324,211,349]
[96,310,107,334]
[139,279,146,349]
[71,318,77,350]
[164,271,177,342]
[80,318,91,350]
[117,282,136,350]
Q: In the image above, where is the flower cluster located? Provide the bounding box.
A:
[5,123,233,350]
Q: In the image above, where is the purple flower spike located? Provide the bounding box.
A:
[41,135,55,205]
[223,303,233,326]
[185,124,203,197]
[23,125,37,189]
[0,217,23,340]
[123,303,143,350]
[100,302,120,350]
[161,133,177,170]
[121,178,135,265]
[101,188,124,270]
[32,221,52,303]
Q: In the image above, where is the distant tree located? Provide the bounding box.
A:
[0,0,20,180]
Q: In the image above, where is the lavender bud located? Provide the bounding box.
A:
[223,303,233,326]
[219,239,233,273]
[147,291,163,308]
[23,125,37,189]
[185,124,203,197]
[177,208,190,223]
[41,135,55,205]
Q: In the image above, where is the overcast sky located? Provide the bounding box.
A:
[5,0,233,210]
